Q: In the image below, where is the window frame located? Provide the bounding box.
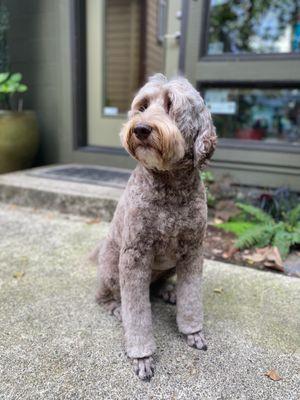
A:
[157,0,168,44]
[200,0,300,62]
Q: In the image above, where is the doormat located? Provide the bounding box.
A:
[28,165,131,188]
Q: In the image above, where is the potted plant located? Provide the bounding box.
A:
[0,2,39,173]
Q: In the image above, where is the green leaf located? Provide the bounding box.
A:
[0,82,11,93]
[272,229,293,260]
[201,171,214,184]
[217,221,256,236]
[287,204,300,227]
[0,81,18,93]
[17,84,28,93]
[0,72,9,84]
[236,202,274,224]
[235,224,274,250]
[10,73,22,83]
[291,229,300,245]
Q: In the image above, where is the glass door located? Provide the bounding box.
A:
[86,0,181,148]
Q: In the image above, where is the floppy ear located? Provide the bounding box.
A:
[193,106,217,169]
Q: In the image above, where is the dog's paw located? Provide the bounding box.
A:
[102,300,122,321]
[132,356,154,381]
[186,331,207,351]
[158,283,176,304]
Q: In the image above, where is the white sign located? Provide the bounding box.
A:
[103,106,119,116]
[206,101,237,115]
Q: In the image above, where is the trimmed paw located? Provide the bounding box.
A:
[158,283,176,304]
[186,331,207,351]
[102,301,122,321]
[132,356,154,381]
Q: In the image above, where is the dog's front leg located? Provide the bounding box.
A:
[176,251,207,350]
[119,248,156,380]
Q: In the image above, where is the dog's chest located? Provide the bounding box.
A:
[152,207,203,271]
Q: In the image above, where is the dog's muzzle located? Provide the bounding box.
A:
[133,123,152,141]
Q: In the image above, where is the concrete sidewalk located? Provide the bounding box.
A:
[0,204,299,400]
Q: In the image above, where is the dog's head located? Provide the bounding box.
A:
[120,74,217,171]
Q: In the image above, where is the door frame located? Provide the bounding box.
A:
[70,0,127,156]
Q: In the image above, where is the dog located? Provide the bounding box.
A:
[95,74,217,380]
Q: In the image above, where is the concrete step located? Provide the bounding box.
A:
[0,164,127,221]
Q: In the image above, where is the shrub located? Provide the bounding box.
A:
[201,171,216,207]
[0,72,28,110]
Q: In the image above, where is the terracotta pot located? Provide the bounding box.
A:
[235,128,264,141]
[0,111,39,173]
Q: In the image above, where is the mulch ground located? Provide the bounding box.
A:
[204,225,275,273]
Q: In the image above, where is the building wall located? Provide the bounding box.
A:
[6,0,300,190]
[7,0,61,165]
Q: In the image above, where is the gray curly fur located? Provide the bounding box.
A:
[94,74,217,380]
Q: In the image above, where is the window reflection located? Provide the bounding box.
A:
[204,87,300,144]
[207,0,300,55]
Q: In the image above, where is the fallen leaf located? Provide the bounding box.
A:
[243,252,265,263]
[213,218,223,225]
[222,246,238,259]
[265,369,282,381]
[213,287,223,294]
[212,248,223,255]
[13,271,25,279]
[46,213,54,220]
[243,247,284,272]
[264,246,284,271]
[86,217,101,225]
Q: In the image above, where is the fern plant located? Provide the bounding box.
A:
[218,203,300,259]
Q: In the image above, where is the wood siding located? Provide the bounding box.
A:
[105,0,141,113]
[145,0,165,77]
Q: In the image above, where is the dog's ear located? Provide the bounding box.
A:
[193,106,217,169]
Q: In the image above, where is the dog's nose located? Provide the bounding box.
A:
[133,124,152,140]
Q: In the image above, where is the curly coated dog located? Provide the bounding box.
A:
[94,74,217,380]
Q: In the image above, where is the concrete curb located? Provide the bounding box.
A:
[0,165,123,221]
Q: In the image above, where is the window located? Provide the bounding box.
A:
[206,0,300,55]
[204,86,300,145]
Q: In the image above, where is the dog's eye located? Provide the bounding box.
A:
[138,101,148,112]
